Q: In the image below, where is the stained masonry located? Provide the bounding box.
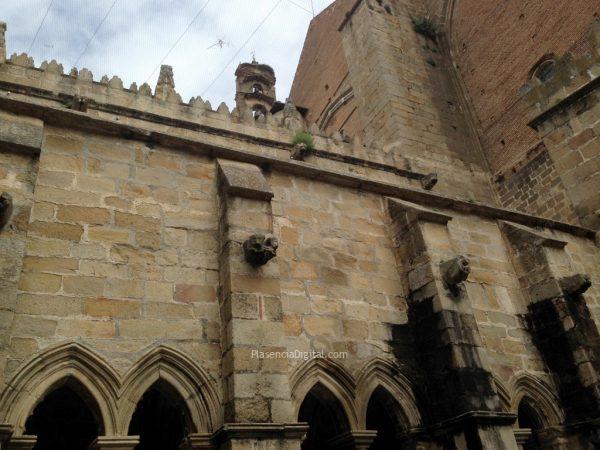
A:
[0,0,599,449]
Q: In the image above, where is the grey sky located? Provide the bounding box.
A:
[1,0,334,108]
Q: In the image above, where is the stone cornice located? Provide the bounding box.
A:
[0,89,596,240]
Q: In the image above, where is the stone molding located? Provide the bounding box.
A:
[0,90,594,239]
[217,159,273,201]
[88,436,140,450]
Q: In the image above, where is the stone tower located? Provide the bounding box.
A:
[234,59,276,118]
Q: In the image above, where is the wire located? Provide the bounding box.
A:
[72,0,119,68]
[310,0,314,16]
[141,0,213,86]
[287,0,312,14]
[27,0,54,54]
[201,0,284,97]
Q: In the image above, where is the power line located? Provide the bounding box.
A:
[201,0,284,97]
[142,0,213,86]
[27,0,54,54]
[287,0,312,14]
[72,0,119,68]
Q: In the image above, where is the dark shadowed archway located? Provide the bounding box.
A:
[24,378,102,450]
[366,385,406,449]
[128,379,191,450]
[298,382,351,450]
[517,397,544,450]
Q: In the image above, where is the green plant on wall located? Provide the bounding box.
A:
[292,131,314,150]
[412,16,438,41]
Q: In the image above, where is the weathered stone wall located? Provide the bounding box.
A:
[0,145,37,393]
[0,14,599,448]
[494,146,579,224]
[3,126,222,386]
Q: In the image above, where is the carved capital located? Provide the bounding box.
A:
[243,234,278,266]
[440,256,470,287]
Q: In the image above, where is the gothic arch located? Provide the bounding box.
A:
[118,346,221,435]
[355,357,424,431]
[492,375,511,413]
[509,372,565,428]
[0,342,120,435]
[290,358,358,429]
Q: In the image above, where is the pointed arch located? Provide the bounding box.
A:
[509,372,565,428]
[356,357,424,431]
[118,346,221,435]
[290,358,358,428]
[0,342,120,435]
[492,375,511,413]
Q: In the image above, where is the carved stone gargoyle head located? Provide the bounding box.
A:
[559,273,591,296]
[243,234,279,266]
[440,255,471,287]
[0,192,13,230]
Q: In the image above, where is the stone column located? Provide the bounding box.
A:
[6,436,35,450]
[0,22,6,64]
[388,199,517,449]
[502,221,600,428]
[87,436,139,450]
[216,159,305,449]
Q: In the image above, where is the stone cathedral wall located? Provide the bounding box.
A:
[0,10,599,449]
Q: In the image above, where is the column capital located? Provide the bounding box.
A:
[326,430,378,450]
[212,423,308,446]
[7,436,36,450]
[87,436,140,450]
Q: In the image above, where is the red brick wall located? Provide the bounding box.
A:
[289,0,361,136]
[450,0,599,174]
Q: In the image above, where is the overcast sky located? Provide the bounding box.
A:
[1,0,334,108]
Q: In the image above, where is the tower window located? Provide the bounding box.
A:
[532,58,556,83]
[252,105,266,119]
[252,84,263,94]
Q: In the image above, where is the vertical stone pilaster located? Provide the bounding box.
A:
[501,221,600,426]
[388,198,518,449]
[216,160,305,449]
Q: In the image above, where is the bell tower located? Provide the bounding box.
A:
[234,59,276,118]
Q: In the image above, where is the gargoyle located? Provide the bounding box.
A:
[559,273,591,296]
[0,192,13,230]
[440,255,470,287]
[243,234,279,266]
